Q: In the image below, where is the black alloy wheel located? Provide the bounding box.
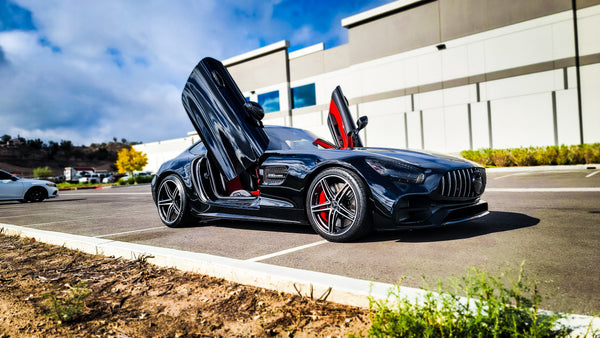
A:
[25,187,47,202]
[157,174,192,227]
[306,167,370,242]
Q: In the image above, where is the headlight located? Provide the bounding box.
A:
[46,183,56,187]
[366,159,425,184]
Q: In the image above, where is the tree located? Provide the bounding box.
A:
[115,147,148,175]
[33,166,53,178]
[0,134,10,144]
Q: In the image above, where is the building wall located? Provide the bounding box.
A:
[264,1,600,153]
[137,0,600,173]
[134,135,199,173]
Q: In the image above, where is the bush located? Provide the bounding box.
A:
[461,143,600,167]
[366,263,569,337]
[33,166,53,178]
[134,175,154,184]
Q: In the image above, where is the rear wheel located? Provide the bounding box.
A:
[25,187,47,202]
[306,167,371,242]
[156,174,192,227]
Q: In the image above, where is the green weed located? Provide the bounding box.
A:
[42,281,91,323]
[365,263,570,337]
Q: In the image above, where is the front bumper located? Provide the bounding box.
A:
[375,198,488,230]
[47,187,59,199]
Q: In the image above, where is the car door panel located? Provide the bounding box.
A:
[327,86,363,149]
[182,57,269,181]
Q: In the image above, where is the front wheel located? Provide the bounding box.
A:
[156,174,192,227]
[306,167,371,242]
[25,187,47,202]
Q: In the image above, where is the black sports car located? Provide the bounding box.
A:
[151,57,488,242]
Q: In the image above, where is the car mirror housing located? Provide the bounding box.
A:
[244,101,265,121]
[356,116,368,131]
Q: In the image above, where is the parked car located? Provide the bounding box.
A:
[150,58,488,242]
[79,173,101,184]
[0,169,59,202]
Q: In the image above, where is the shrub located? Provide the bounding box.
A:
[489,149,513,167]
[366,263,569,337]
[33,166,53,178]
[510,148,536,166]
[134,175,154,184]
[461,143,600,167]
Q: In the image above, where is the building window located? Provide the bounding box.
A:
[257,90,280,113]
[292,83,316,109]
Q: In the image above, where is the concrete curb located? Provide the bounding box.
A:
[485,164,599,173]
[1,222,597,334]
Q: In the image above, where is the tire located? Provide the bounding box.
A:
[156,174,192,227]
[25,187,47,202]
[306,167,371,242]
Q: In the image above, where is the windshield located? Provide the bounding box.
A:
[265,126,319,151]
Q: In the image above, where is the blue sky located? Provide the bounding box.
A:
[0,0,391,145]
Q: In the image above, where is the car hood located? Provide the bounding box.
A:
[352,147,478,170]
[21,178,53,185]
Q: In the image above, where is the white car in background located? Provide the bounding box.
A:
[79,173,101,184]
[0,169,59,202]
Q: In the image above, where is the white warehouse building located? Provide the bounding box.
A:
[136,0,600,173]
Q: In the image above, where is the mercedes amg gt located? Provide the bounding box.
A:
[151,57,488,242]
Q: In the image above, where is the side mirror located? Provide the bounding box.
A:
[356,116,368,130]
[244,101,265,121]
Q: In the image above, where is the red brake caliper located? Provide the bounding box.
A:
[319,187,328,222]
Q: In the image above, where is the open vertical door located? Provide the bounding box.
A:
[327,86,364,149]
[181,57,269,180]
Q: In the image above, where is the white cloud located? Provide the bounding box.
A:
[0,0,390,145]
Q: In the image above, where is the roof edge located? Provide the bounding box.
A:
[289,43,324,59]
[341,0,432,28]
[223,40,289,66]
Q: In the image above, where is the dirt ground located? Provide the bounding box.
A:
[0,233,371,337]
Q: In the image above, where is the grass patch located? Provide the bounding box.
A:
[56,182,114,189]
[363,263,588,337]
[461,143,600,167]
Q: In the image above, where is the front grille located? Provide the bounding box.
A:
[438,168,486,199]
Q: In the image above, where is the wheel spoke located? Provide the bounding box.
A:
[337,204,355,222]
[328,209,338,233]
[310,201,331,213]
[171,199,181,214]
[158,198,172,206]
[320,178,335,201]
[333,183,350,202]
[166,183,176,199]
[166,204,176,220]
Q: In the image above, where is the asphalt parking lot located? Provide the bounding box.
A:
[1,167,599,315]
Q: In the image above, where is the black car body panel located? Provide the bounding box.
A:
[182,57,269,180]
[152,57,488,241]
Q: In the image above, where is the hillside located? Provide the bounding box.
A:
[0,139,130,177]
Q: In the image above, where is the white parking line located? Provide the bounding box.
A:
[486,187,600,192]
[22,210,151,227]
[492,172,530,180]
[96,226,166,238]
[246,240,329,262]
[0,212,58,219]
[585,171,600,178]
